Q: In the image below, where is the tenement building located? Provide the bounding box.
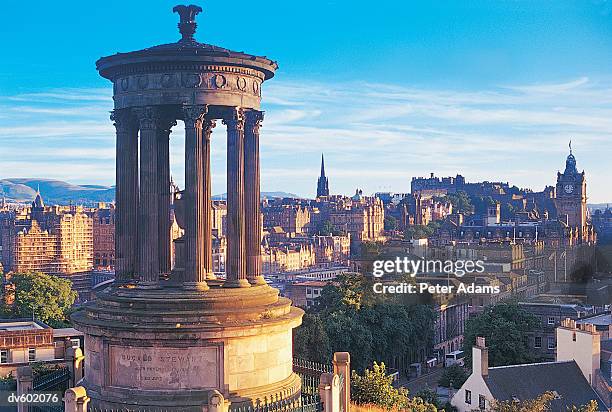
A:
[72,6,303,409]
[91,203,115,270]
[0,191,93,275]
[327,190,385,243]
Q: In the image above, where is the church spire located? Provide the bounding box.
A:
[316,153,330,198]
[320,153,326,177]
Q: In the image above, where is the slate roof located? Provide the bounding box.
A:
[485,360,608,411]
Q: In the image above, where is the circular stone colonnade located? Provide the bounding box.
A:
[72,5,304,410]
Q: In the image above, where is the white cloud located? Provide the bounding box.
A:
[1,77,611,202]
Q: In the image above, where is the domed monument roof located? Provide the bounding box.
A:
[96,4,276,111]
[97,5,277,80]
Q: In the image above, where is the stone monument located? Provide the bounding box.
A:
[72,4,304,409]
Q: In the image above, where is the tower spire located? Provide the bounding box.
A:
[320,153,326,177]
[316,153,330,198]
[569,139,572,155]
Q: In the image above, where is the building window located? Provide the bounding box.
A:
[306,288,312,294]
[547,337,556,350]
[465,390,472,405]
[547,317,555,325]
[0,350,7,364]
[479,395,486,410]
[314,289,320,296]
[28,348,36,362]
[535,336,542,348]
[71,338,81,348]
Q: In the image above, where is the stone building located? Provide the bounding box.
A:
[263,203,311,235]
[262,244,316,273]
[451,332,608,412]
[1,191,93,275]
[327,190,384,243]
[0,319,83,377]
[211,200,227,237]
[92,203,115,270]
[555,144,596,244]
[311,234,351,266]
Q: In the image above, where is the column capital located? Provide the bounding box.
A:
[133,106,164,130]
[222,107,245,132]
[110,109,137,133]
[202,119,216,138]
[244,110,264,131]
[182,104,208,128]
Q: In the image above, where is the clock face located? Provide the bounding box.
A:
[564,184,574,194]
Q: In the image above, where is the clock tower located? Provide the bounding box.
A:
[555,142,587,231]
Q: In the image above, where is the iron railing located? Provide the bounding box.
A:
[292,358,332,396]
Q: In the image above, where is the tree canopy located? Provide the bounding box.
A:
[351,362,438,411]
[294,272,436,372]
[463,302,540,366]
[444,191,473,215]
[2,272,77,327]
[490,392,598,412]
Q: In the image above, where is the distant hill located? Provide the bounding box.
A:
[0,178,115,206]
[0,178,300,205]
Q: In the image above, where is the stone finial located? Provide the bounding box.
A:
[173,4,203,42]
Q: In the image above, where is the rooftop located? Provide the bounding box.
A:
[0,319,47,332]
[485,360,607,411]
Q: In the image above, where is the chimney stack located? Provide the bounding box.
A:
[473,336,489,377]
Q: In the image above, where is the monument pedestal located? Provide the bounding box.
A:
[72,283,303,410]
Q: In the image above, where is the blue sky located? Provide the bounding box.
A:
[1,0,611,202]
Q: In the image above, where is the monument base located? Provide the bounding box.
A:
[72,281,304,410]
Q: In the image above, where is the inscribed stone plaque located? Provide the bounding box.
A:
[109,345,219,389]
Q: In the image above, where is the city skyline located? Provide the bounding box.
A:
[1,1,612,202]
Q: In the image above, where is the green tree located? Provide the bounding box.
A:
[384,216,398,231]
[463,302,539,366]
[317,220,342,236]
[491,392,599,412]
[438,364,468,389]
[351,362,437,411]
[472,196,496,216]
[490,392,554,412]
[293,313,332,363]
[445,191,474,215]
[3,272,77,327]
[404,221,442,240]
[567,400,599,412]
[300,271,436,372]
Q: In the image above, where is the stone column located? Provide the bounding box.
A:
[202,118,216,280]
[111,109,138,284]
[223,107,250,287]
[182,105,210,290]
[134,106,163,288]
[244,110,266,285]
[157,113,177,277]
